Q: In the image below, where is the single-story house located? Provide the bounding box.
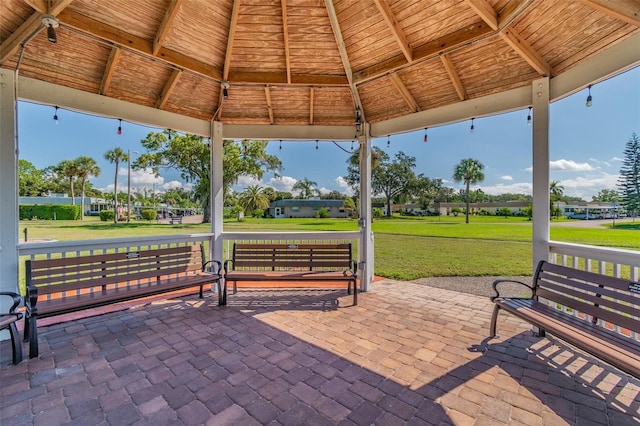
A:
[269,199,351,219]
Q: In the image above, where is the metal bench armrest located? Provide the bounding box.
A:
[203,260,222,274]
[490,279,534,301]
[0,292,23,313]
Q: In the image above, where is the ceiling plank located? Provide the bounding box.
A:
[226,71,348,86]
[576,0,640,27]
[439,54,467,101]
[310,87,314,125]
[156,69,182,109]
[222,0,241,81]
[354,21,493,84]
[0,0,73,65]
[324,0,362,114]
[99,47,120,95]
[465,0,499,30]
[281,0,292,84]
[373,0,412,62]
[153,0,183,56]
[265,87,274,124]
[497,0,537,29]
[389,73,419,112]
[500,28,555,77]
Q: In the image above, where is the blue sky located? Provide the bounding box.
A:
[18,66,639,201]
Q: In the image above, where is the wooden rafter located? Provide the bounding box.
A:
[281,0,292,84]
[465,0,498,30]
[0,0,74,65]
[153,0,183,56]
[310,87,315,125]
[373,0,412,62]
[265,87,274,124]
[156,69,182,109]
[439,54,467,101]
[576,0,640,27]
[500,28,555,77]
[222,0,241,81]
[354,22,493,85]
[389,73,419,112]
[498,0,537,29]
[99,47,120,95]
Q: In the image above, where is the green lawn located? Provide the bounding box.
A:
[19,216,638,279]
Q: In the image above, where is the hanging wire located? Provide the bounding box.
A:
[331,141,353,154]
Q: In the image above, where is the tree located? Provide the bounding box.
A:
[372,151,417,217]
[55,159,80,204]
[344,146,384,195]
[453,158,485,223]
[343,197,356,216]
[135,133,281,223]
[592,189,619,203]
[549,180,564,218]
[104,147,128,223]
[292,177,319,199]
[618,133,640,220]
[238,185,270,216]
[18,159,46,196]
[75,156,100,221]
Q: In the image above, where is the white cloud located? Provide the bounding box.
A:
[549,159,595,171]
[235,175,262,187]
[500,175,513,181]
[477,182,533,196]
[336,176,354,196]
[266,175,298,192]
[161,180,184,190]
[610,156,623,162]
[130,168,164,186]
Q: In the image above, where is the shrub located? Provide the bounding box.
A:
[450,207,462,216]
[316,208,330,218]
[141,209,156,220]
[99,210,115,222]
[19,204,81,220]
[372,208,384,219]
[252,209,264,218]
[497,207,512,217]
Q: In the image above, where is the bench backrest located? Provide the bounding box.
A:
[534,261,640,334]
[26,245,206,296]
[231,243,353,271]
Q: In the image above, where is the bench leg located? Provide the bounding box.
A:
[28,316,38,358]
[489,304,500,338]
[8,320,22,364]
[217,279,227,306]
[353,281,357,306]
[233,281,237,295]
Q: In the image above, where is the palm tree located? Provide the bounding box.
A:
[75,156,100,221]
[550,180,564,218]
[238,185,270,216]
[104,147,127,223]
[292,177,319,199]
[453,158,485,223]
[56,159,79,204]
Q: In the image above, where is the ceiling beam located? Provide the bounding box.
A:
[0,0,73,65]
[310,88,315,125]
[265,87,274,124]
[156,69,182,109]
[281,0,292,84]
[497,0,537,29]
[354,21,493,85]
[99,47,120,95]
[222,0,241,81]
[440,54,467,100]
[226,71,348,86]
[153,0,183,56]
[373,0,412,62]
[389,73,419,112]
[500,28,555,77]
[576,0,640,27]
[465,0,498,30]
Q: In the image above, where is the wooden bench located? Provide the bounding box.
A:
[0,292,23,364]
[25,245,222,358]
[169,216,183,224]
[223,243,358,306]
[490,260,640,378]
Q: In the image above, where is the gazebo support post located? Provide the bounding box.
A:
[211,121,224,268]
[531,77,551,269]
[358,123,373,292]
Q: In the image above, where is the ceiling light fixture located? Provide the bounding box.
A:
[586,85,593,107]
[41,15,59,44]
[221,81,230,100]
[527,107,532,125]
[423,128,428,143]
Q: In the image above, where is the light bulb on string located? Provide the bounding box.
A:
[387,135,390,147]
[423,128,428,143]
[315,140,319,150]
[53,106,59,124]
[527,107,532,125]
[585,85,593,107]
[351,140,354,151]
[470,118,475,133]
[279,140,282,150]
[167,129,172,141]
[117,119,122,135]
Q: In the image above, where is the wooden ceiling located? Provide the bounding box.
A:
[1,0,639,130]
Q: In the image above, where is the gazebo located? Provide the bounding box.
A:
[1,0,639,301]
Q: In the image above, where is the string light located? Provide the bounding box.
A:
[351,140,354,151]
[470,118,475,133]
[279,140,282,150]
[168,129,172,140]
[117,119,122,135]
[387,135,390,147]
[585,84,593,107]
[527,107,532,125]
[315,140,319,150]
[423,128,428,143]
[53,106,59,124]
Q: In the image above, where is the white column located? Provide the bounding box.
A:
[211,121,224,263]
[0,71,19,300]
[532,78,550,267]
[358,123,373,291]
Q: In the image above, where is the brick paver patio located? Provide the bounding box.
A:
[1,279,638,425]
